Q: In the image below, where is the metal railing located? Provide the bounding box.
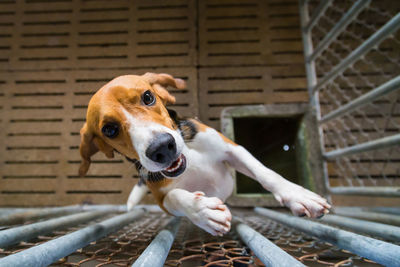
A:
[255,207,400,266]
[299,0,400,197]
[2,205,398,266]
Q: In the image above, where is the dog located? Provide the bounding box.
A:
[79,73,330,236]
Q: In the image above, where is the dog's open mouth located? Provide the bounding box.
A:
[162,154,186,177]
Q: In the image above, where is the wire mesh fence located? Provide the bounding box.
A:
[305,0,400,190]
[0,210,386,266]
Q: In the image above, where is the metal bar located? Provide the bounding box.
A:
[319,214,400,242]
[0,205,156,224]
[332,206,400,216]
[299,0,331,198]
[132,217,181,267]
[370,207,400,216]
[304,0,333,32]
[328,186,400,197]
[299,0,318,96]
[308,0,371,63]
[235,221,305,267]
[0,205,83,226]
[255,207,400,266]
[312,13,400,93]
[321,75,400,123]
[334,207,400,226]
[0,208,37,217]
[0,205,125,216]
[81,204,127,212]
[324,133,400,159]
[0,209,144,267]
[0,210,108,248]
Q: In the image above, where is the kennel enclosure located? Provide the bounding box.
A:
[0,0,400,266]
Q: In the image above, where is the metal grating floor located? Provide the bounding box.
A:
[0,207,391,267]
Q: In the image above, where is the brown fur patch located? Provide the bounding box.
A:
[146,179,174,214]
[79,73,186,214]
[189,119,238,146]
[81,75,178,168]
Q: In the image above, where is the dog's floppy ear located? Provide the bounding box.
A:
[79,123,114,177]
[142,72,186,105]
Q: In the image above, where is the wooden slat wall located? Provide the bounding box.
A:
[198,0,307,129]
[1,0,196,70]
[0,0,307,206]
[0,68,197,206]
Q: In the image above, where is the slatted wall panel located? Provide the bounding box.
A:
[198,0,306,129]
[0,1,15,70]
[0,74,5,203]
[1,0,196,70]
[130,0,197,67]
[0,68,197,206]
[198,0,303,66]
[0,0,307,206]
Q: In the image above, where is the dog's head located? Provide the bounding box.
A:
[79,73,187,179]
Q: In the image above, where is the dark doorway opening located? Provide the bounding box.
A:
[234,116,302,194]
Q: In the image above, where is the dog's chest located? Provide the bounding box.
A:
[168,129,235,200]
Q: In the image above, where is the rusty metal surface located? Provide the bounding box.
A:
[0,210,384,266]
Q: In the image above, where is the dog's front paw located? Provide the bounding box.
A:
[273,182,331,218]
[186,192,232,236]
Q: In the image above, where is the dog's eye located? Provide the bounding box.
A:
[142,90,156,106]
[102,123,119,138]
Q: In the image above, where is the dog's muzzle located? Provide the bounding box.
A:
[146,133,177,164]
[145,133,186,177]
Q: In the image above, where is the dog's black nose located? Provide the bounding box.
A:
[146,133,177,164]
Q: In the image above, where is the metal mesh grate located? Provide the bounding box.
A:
[306,0,400,189]
[55,213,166,266]
[0,210,384,266]
[166,212,382,266]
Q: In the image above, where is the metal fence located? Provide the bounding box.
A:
[1,1,400,266]
[299,0,400,197]
[1,206,399,266]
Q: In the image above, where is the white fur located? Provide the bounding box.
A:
[163,189,232,236]
[122,108,184,172]
[127,125,330,235]
[127,184,148,211]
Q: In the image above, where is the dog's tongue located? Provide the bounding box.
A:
[165,154,183,172]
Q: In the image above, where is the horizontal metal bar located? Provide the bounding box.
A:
[0,205,123,215]
[0,205,156,220]
[320,214,400,242]
[328,186,400,197]
[313,13,400,93]
[370,207,400,216]
[304,0,333,32]
[334,206,400,216]
[255,207,400,266]
[235,221,305,267]
[308,0,370,63]
[334,207,400,226]
[321,76,400,123]
[132,217,181,267]
[0,208,37,217]
[0,205,83,226]
[0,209,144,267]
[324,133,400,159]
[0,210,108,248]
[81,204,127,212]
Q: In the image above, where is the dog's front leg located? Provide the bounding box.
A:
[226,145,331,218]
[126,183,149,211]
[163,188,232,236]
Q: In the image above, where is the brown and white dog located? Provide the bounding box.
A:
[79,73,330,236]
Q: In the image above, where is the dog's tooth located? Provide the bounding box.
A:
[165,154,184,173]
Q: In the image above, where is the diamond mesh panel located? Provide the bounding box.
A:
[308,1,400,188]
[0,210,384,266]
